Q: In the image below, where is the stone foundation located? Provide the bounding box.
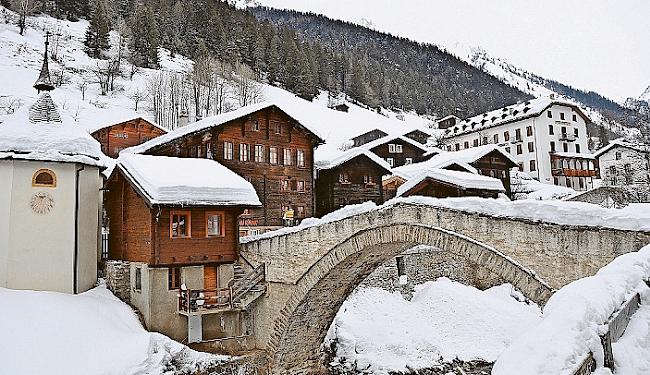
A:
[104,260,131,303]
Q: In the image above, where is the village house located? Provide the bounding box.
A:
[315,148,392,217]
[403,129,432,145]
[436,115,461,130]
[388,144,517,198]
[88,117,167,158]
[104,153,262,343]
[121,102,325,236]
[443,96,597,191]
[0,39,106,294]
[594,139,650,201]
[356,134,431,168]
[395,168,506,199]
[351,129,388,147]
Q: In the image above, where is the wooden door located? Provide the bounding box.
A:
[204,265,218,290]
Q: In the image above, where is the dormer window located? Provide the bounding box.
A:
[32,169,56,187]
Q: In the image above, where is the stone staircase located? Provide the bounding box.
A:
[230,263,266,310]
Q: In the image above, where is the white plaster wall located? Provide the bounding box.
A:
[0,161,14,288]
[75,166,102,292]
[599,146,650,187]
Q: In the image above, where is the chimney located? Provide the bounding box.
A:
[178,110,188,128]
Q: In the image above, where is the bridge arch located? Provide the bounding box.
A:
[266,223,553,374]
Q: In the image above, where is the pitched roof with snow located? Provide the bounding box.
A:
[593,139,650,158]
[444,97,591,138]
[357,134,430,153]
[392,144,516,179]
[122,102,325,155]
[117,154,261,207]
[396,168,505,197]
[86,116,167,135]
[0,93,106,168]
[316,148,392,173]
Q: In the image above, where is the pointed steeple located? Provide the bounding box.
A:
[34,32,55,93]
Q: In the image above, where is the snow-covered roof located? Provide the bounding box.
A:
[392,144,516,179]
[445,97,591,138]
[0,93,107,168]
[116,154,261,207]
[437,115,461,123]
[122,101,325,155]
[358,134,430,153]
[396,168,505,197]
[593,138,650,158]
[552,151,595,159]
[86,116,167,135]
[316,148,392,173]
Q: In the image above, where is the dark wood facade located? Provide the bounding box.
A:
[369,138,427,168]
[403,129,431,144]
[142,106,323,230]
[352,129,388,147]
[315,155,390,217]
[91,117,166,158]
[105,171,243,267]
[401,178,501,199]
[470,149,517,197]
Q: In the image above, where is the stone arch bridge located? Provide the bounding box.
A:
[239,201,650,374]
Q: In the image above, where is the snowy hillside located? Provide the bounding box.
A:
[0,7,437,163]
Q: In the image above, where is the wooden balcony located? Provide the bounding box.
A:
[178,287,235,315]
[551,168,599,177]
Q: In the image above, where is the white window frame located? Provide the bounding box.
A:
[223,141,233,160]
[239,143,250,162]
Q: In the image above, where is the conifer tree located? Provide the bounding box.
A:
[598,125,610,148]
[84,0,111,59]
[128,6,160,68]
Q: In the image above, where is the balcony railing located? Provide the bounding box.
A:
[178,287,234,315]
[559,133,576,142]
[551,168,599,177]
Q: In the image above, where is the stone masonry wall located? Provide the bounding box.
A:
[104,260,131,303]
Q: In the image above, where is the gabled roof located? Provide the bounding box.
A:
[116,154,261,207]
[352,128,388,142]
[316,148,392,174]
[87,117,167,135]
[122,101,325,155]
[593,139,650,158]
[444,97,591,138]
[396,168,505,197]
[392,144,516,179]
[358,134,430,153]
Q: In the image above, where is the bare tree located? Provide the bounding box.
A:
[127,88,148,111]
[0,97,24,115]
[12,0,39,35]
[76,78,89,100]
[232,62,264,107]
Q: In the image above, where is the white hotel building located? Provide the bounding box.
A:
[442,97,598,191]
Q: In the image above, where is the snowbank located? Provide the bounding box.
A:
[492,244,650,375]
[325,278,542,374]
[0,284,228,375]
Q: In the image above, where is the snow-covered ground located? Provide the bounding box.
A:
[0,283,228,375]
[324,278,542,374]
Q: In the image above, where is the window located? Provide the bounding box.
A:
[529,160,536,172]
[405,158,413,165]
[32,169,56,187]
[206,143,213,159]
[516,144,523,155]
[135,267,142,291]
[170,211,191,238]
[566,178,572,187]
[396,256,406,277]
[563,143,569,152]
[338,173,349,183]
[114,132,129,139]
[473,139,479,147]
[195,145,202,158]
[251,119,260,131]
[386,158,394,167]
[548,125,554,135]
[239,144,250,162]
[388,144,403,153]
[526,126,533,137]
[482,136,488,145]
[572,114,577,122]
[547,110,552,118]
[283,149,292,165]
[575,144,581,153]
[396,144,403,153]
[254,145,264,163]
[269,147,278,164]
[223,142,233,160]
[274,122,282,134]
[515,128,522,140]
[464,141,469,149]
[364,175,374,184]
[281,180,290,191]
[550,141,556,152]
[518,162,524,171]
[296,206,305,218]
[297,180,305,192]
[624,163,632,173]
[574,128,579,137]
[455,143,460,151]
[561,126,567,135]
[297,150,305,167]
[168,267,181,290]
[615,152,622,160]
[560,113,565,120]
[579,178,584,190]
[505,147,511,153]
[493,134,499,143]
[206,212,224,237]
[528,142,534,153]
[504,131,510,141]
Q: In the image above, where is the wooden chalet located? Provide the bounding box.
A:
[390,144,517,197]
[403,129,432,145]
[104,154,262,342]
[315,149,392,217]
[121,102,325,235]
[352,129,388,147]
[395,168,505,199]
[358,134,430,168]
[436,115,461,130]
[89,117,167,158]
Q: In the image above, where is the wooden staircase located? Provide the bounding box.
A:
[230,263,266,309]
